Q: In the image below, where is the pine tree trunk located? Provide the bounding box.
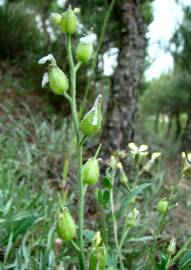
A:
[102,0,147,153]
[182,112,191,151]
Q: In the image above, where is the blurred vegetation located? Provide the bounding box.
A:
[0,0,191,269]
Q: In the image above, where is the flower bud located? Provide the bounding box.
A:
[60,7,77,34]
[167,238,176,255]
[50,13,62,26]
[88,246,107,270]
[88,232,107,270]
[76,34,95,62]
[157,199,168,214]
[117,162,128,185]
[48,66,69,95]
[126,208,139,227]
[57,208,76,241]
[76,43,93,62]
[82,158,99,185]
[80,95,102,137]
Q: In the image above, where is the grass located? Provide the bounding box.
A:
[0,97,76,269]
[0,92,191,269]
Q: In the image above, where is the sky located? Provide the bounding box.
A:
[145,0,191,80]
[0,0,190,81]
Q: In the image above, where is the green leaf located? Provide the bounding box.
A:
[84,230,96,242]
[102,177,112,189]
[179,250,191,270]
[96,189,109,207]
[116,183,151,219]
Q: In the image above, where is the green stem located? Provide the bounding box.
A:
[110,170,125,270]
[165,255,171,270]
[94,143,102,159]
[151,177,181,268]
[66,34,84,270]
[119,228,130,250]
[71,240,80,254]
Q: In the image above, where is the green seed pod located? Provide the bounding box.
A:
[88,246,107,270]
[76,43,93,62]
[48,66,69,95]
[50,13,62,26]
[82,158,99,185]
[57,208,76,241]
[157,199,168,214]
[60,7,77,34]
[80,95,102,137]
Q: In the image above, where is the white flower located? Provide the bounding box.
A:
[151,152,161,162]
[73,7,80,14]
[41,72,49,88]
[128,142,148,156]
[38,54,55,64]
[80,33,96,44]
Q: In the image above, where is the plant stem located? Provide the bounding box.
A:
[66,34,84,270]
[110,170,125,270]
[165,255,171,270]
[119,228,130,250]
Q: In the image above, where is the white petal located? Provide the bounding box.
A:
[38,54,55,64]
[41,72,49,88]
[128,142,138,152]
[80,33,96,44]
[187,153,191,163]
[139,144,148,152]
[182,152,186,159]
[151,152,161,161]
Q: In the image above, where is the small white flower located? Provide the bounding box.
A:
[151,152,161,162]
[73,7,80,14]
[139,144,148,153]
[41,72,49,88]
[80,33,96,44]
[38,54,55,64]
[128,142,148,156]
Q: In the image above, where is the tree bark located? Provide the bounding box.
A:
[102,0,147,153]
[174,111,181,141]
[182,112,191,151]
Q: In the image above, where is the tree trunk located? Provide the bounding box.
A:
[102,0,147,153]
[174,111,181,141]
[154,114,160,134]
[182,112,191,151]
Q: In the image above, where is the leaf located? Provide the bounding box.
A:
[179,250,191,270]
[84,230,96,242]
[96,189,110,207]
[102,176,112,189]
[116,183,151,219]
